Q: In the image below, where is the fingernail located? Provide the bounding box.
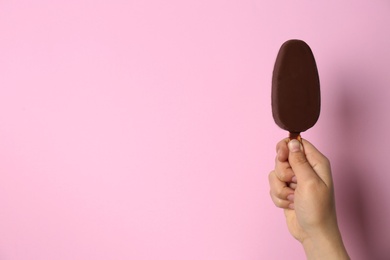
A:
[288,139,302,152]
[292,176,297,183]
[288,203,295,209]
[287,194,294,202]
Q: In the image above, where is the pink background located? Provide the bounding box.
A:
[1,1,390,259]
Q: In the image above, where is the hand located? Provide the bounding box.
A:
[269,138,349,259]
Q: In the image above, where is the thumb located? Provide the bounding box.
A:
[288,139,318,182]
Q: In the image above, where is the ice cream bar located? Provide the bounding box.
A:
[271,39,321,140]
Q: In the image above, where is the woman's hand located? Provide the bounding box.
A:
[269,138,349,259]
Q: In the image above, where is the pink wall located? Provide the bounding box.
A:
[1,1,389,259]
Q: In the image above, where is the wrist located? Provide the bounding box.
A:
[302,227,349,260]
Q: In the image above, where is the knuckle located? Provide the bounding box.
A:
[274,197,285,208]
[276,166,293,182]
[275,186,285,198]
[277,170,287,181]
[270,191,284,208]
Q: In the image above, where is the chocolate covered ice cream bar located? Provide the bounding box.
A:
[272,39,321,140]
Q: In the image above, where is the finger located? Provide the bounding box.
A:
[300,139,333,186]
[287,203,294,209]
[276,138,290,162]
[300,139,328,169]
[288,182,297,190]
[270,193,291,209]
[288,139,321,183]
[275,140,295,182]
[268,170,294,201]
[274,156,295,182]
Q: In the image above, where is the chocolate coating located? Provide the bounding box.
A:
[272,39,321,134]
